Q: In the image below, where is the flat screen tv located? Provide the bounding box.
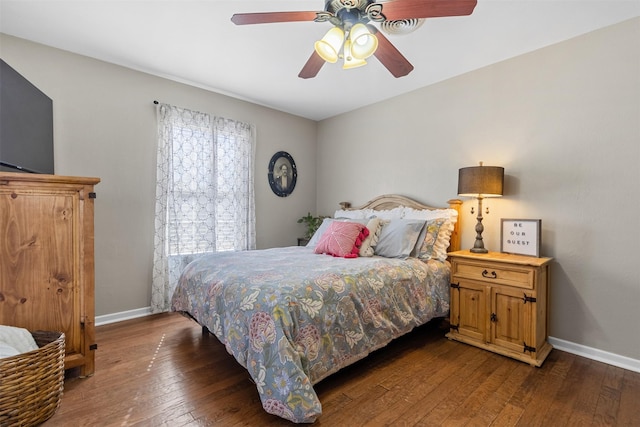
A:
[0,59,54,174]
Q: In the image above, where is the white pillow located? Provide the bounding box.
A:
[334,209,371,219]
[374,219,426,259]
[370,207,405,220]
[403,207,458,221]
[334,206,406,221]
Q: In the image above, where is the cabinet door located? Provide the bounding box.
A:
[0,189,82,358]
[490,286,534,354]
[451,280,488,342]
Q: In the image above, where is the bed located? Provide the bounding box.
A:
[171,194,462,423]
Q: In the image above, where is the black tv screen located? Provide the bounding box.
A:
[0,59,54,174]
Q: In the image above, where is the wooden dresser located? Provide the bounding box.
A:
[446,250,553,367]
[0,172,99,376]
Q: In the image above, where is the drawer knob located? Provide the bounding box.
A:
[482,269,497,279]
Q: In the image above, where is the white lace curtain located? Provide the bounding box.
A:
[151,103,256,313]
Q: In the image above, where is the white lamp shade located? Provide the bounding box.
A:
[349,23,378,59]
[342,39,367,69]
[314,26,344,63]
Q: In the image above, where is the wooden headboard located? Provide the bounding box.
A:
[341,194,462,253]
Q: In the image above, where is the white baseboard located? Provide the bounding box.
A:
[94,311,639,374]
[548,336,640,373]
[95,307,152,326]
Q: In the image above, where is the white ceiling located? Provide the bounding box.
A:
[1,1,639,121]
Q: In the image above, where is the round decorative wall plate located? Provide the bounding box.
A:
[268,151,297,197]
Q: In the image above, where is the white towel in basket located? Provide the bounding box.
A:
[0,325,39,359]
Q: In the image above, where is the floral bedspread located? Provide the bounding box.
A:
[171,246,450,423]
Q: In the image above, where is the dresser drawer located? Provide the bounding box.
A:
[452,260,535,289]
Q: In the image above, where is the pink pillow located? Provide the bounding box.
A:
[314,221,366,258]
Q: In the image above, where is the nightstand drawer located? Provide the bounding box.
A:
[453,261,534,289]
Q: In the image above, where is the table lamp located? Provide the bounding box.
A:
[457,162,504,253]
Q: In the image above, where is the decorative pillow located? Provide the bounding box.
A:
[306,218,334,249]
[432,218,457,261]
[404,208,458,258]
[374,219,426,259]
[307,218,368,249]
[314,221,367,258]
[359,217,383,257]
[415,218,448,259]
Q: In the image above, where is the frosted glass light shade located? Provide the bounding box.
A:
[342,40,367,69]
[314,27,344,63]
[349,23,378,59]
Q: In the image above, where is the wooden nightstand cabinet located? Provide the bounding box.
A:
[446,250,553,367]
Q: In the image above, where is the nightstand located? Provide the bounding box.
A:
[446,250,553,367]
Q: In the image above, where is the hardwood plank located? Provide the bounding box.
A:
[507,348,562,409]
[312,322,458,424]
[592,364,624,426]
[324,321,453,401]
[349,342,454,422]
[513,350,576,426]
[490,402,524,426]
[467,361,533,425]
[439,356,519,425]
[539,356,594,425]
[369,342,489,425]
[417,352,505,425]
[616,368,640,426]
[566,359,608,425]
[40,312,640,426]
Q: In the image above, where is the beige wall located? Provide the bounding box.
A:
[2,17,638,362]
[0,34,318,316]
[317,18,640,360]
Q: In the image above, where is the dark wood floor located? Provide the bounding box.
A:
[44,313,639,426]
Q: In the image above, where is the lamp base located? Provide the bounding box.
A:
[470,247,488,254]
[470,197,489,254]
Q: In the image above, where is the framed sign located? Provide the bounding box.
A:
[268,151,297,197]
[501,219,542,257]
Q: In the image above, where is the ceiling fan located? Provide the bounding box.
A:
[231,0,478,79]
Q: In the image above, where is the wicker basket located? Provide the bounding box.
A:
[0,331,65,427]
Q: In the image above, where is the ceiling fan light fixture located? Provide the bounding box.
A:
[342,40,367,69]
[314,26,344,63]
[349,23,378,59]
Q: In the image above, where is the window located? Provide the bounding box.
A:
[167,122,216,255]
[152,104,256,313]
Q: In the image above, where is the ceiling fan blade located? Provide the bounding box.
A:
[370,27,414,78]
[298,51,325,79]
[231,11,319,25]
[377,0,477,21]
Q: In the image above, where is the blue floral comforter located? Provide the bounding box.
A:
[171,246,450,423]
